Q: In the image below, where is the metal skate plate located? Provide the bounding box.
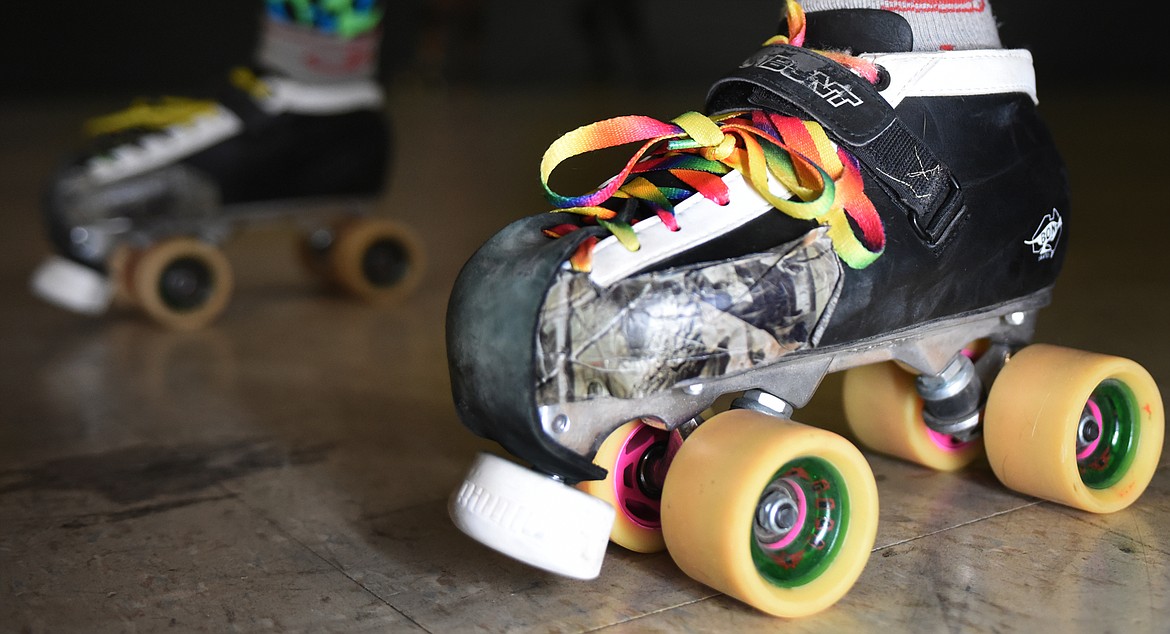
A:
[56,160,380,263]
[538,289,1048,456]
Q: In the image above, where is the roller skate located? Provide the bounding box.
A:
[446,0,1164,618]
[30,6,423,330]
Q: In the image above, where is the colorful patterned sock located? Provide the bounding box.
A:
[798,0,1001,51]
[256,0,385,82]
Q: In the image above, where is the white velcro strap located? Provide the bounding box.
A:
[862,48,1038,108]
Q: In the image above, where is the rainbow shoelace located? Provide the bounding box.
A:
[83,97,219,138]
[540,0,885,272]
[83,69,270,138]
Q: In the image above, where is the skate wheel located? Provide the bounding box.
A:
[843,362,983,471]
[329,217,424,303]
[131,237,233,330]
[449,452,616,580]
[105,244,137,309]
[661,409,878,618]
[984,344,1164,513]
[577,420,679,553]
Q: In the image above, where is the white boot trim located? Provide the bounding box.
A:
[862,48,1038,108]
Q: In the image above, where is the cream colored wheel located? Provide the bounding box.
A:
[577,420,678,553]
[131,237,233,330]
[843,362,983,471]
[328,217,424,303]
[984,344,1164,513]
[106,243,137,309]
[661,409,879,618]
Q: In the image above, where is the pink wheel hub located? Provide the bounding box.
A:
[612,423,678,529]
[1076,399,1104,461]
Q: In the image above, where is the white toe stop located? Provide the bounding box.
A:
[29,256,112,315]
[449,452,616,580]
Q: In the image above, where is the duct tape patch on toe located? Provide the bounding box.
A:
[29,255,113,315]
[449,452,616,580]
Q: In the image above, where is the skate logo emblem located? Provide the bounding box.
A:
[1024,209,1063,260]
[741,51,863,108]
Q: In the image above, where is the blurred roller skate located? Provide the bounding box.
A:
[31,1,423,329]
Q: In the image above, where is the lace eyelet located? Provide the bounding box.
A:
[874,65,892,92]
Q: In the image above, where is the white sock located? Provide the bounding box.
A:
[255,17,382,83]
[798,0,1002,51]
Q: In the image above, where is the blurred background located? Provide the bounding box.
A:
[1,0,1154,100]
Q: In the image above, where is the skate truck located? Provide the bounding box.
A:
[446,3,1164,619]
[30,68,423,330]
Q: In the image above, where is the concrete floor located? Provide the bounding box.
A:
[1,82,1167,633]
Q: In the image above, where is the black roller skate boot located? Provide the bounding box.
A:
[31,1,423,330]
[446,0,1164,617]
